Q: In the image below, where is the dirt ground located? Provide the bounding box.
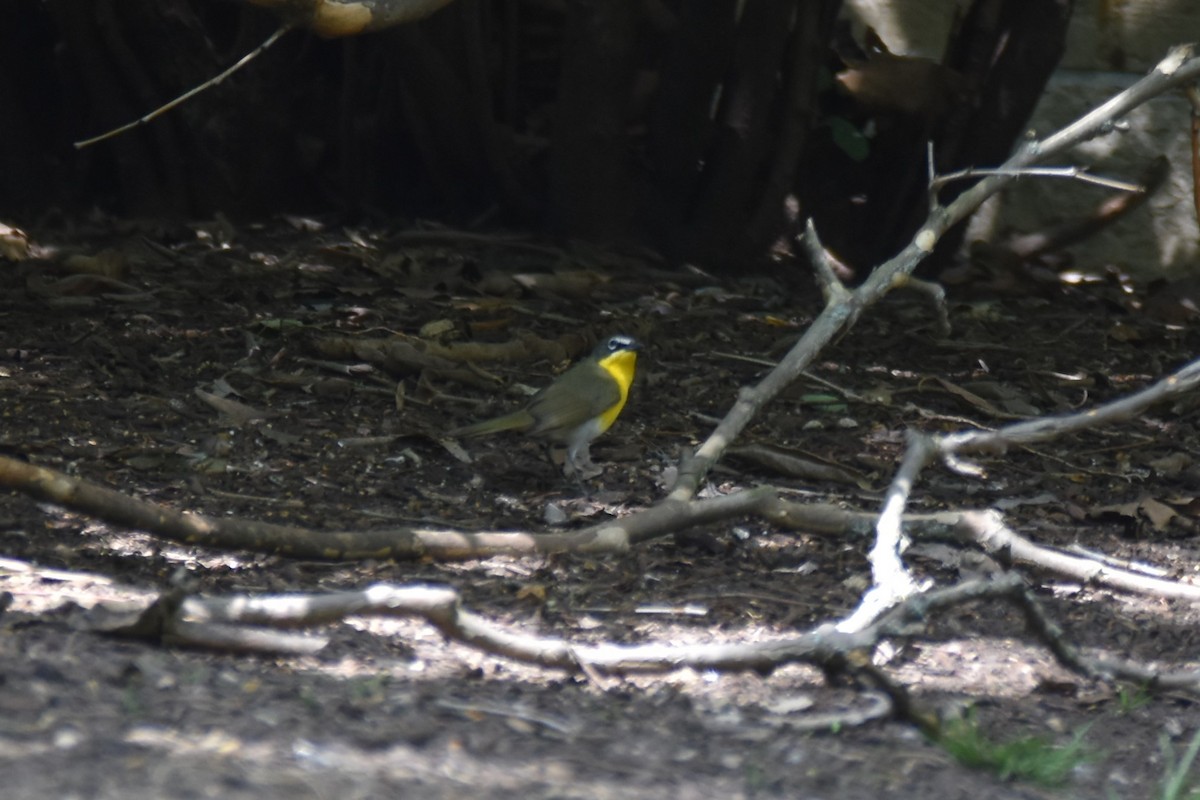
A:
[4,216,1200,799]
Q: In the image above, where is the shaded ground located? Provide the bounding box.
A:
[4,216,1200,798]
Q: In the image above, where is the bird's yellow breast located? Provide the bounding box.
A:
[594,349,637,433]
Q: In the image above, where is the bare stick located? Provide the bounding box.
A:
[161,576,1026,672]
[1006,155,1169,259]
[938,355,1200,457]
[0,452,776,561]
[74,24,294,149]
[834,434,933,632]
[124,573,1200,693]
[931,165,1146,194]
[953,510,1200,601]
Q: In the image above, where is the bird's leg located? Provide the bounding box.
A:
[564,441,602,481]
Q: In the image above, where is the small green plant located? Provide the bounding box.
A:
[1116,683,1152,715]
[349,674,389,703]
[1158,727,1200,800]
[935,710,1093,787]
[120,682,145,716]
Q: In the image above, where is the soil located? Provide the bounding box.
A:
[4,216,1200,799]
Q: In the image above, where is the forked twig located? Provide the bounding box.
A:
[670,44,1200,502]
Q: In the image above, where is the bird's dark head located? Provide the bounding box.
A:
[593,334,640,359]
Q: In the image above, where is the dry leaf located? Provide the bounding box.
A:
[1137,496,1179,531]
[419,319,456,338]
[1147,452,1191,477]
[64,249,127,280]
[515,583,547,602]
[1143,278,1200,326]
[512,270,609,300]
[1095,495,1183,533]
[837,52,970,124]
[0,222,30,261]
[728,444,872,487]
[194,388,273,426]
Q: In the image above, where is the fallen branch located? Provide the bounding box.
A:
[837,353,1200,630]
[109,572,1200,707]
[125,574,1021,673]
[669,45,1200,503]
[938,356,1200,457]
[765,499,1200,602]
[664,45,1200,633]
[0,453,775,561]
[835,433,933,632]
[10,444,1196,606]
[952,510,1200,602]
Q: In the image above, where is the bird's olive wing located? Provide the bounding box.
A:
[526,361,620,438]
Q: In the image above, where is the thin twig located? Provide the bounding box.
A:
[937,356,1200,457]
[75,24,294,149]
[931,165,1145,194]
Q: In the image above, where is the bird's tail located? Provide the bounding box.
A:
[448,410,535,439]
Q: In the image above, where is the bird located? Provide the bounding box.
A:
[448,334,640,477]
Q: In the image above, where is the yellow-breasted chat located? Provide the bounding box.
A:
[448,334,640,476]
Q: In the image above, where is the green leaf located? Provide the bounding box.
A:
[825,116,870,162]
